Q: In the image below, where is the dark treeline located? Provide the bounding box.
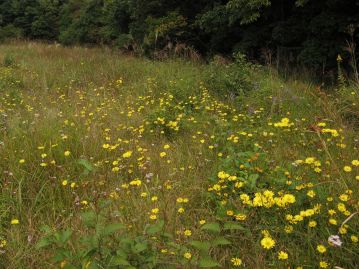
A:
[1,0,359,75]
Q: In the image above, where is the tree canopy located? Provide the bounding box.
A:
[1,0,359,72]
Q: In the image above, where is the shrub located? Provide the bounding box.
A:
[3,55,15,67]
[205,52,258,97]
[0,25,22,41]
[36,200,162,269]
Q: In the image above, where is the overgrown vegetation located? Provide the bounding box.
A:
[0,42,358,269]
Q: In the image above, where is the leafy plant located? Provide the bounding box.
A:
[205,52,258,97]
[36,200,159,269]
[3,54,15,67]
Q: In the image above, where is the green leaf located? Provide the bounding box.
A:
[51,252,64,262]
[223,222,246,231]
[146,220,164,235]
[201,222,221,233]
[78,159,94,172]
[189,240,211,251]
[163,232,174,239]
[79,247,97,259]
[86,262,100,269]
[133,242,147,253]
[102,223,126,236]
[40,225,52,234]
[116,249,128,258]
[199,256,220,268]
[211,236,231,246]
[35,237,52,249]
[108,256,131,266]
[56,229,72,245]
[248,174,259,189]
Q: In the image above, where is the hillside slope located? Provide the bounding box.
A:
[0,42,358,269]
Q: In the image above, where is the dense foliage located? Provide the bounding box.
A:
[1,0,359,73]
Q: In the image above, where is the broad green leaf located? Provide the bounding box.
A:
[79,247,97,259]
[52,253,65,263]
[108,256,131,266]
[40,225,52,234]
[163,232,174,239]
[116,249,128,258]
[55,229,72,245]
[133,242,147,253]
[77,159,94,172]
[211,236,231,246]
[86,261,100,269]
[190,240,211,251]
[201,222,221,233]
[146,220,164,235]
[102,223,126,236]
[35,237,52,249]
[199,256,220,268]
[248,174,259,189]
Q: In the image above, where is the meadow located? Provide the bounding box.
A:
[0,42,358,269]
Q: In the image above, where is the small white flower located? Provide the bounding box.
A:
[328,235,342,247]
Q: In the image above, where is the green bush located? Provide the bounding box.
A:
[3,55,14,67]
[36,200,162,269]
[205,52,257,97]
[0,25,22,41]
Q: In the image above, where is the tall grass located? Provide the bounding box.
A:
[0,42,358,269]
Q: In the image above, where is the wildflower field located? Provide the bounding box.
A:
[0,42,358,269]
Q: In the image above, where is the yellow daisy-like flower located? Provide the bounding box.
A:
[317,244,326,253]
[231,257,242,266]
[339,194,349,201]
[319,261,329,268]
[11,219,19,225]
[351,235,358,243]
[260,237,275,249]
[199,219,206,225]
[278,251,288,260]
[226,210,234,216]
[183,252,192,259]
[122,151,132,158]
[343,166,352,172]
[184,229,192,236]
[307,190,316,198]
[151,208,159,214]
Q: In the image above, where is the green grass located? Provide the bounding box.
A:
[0,41,358,269]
